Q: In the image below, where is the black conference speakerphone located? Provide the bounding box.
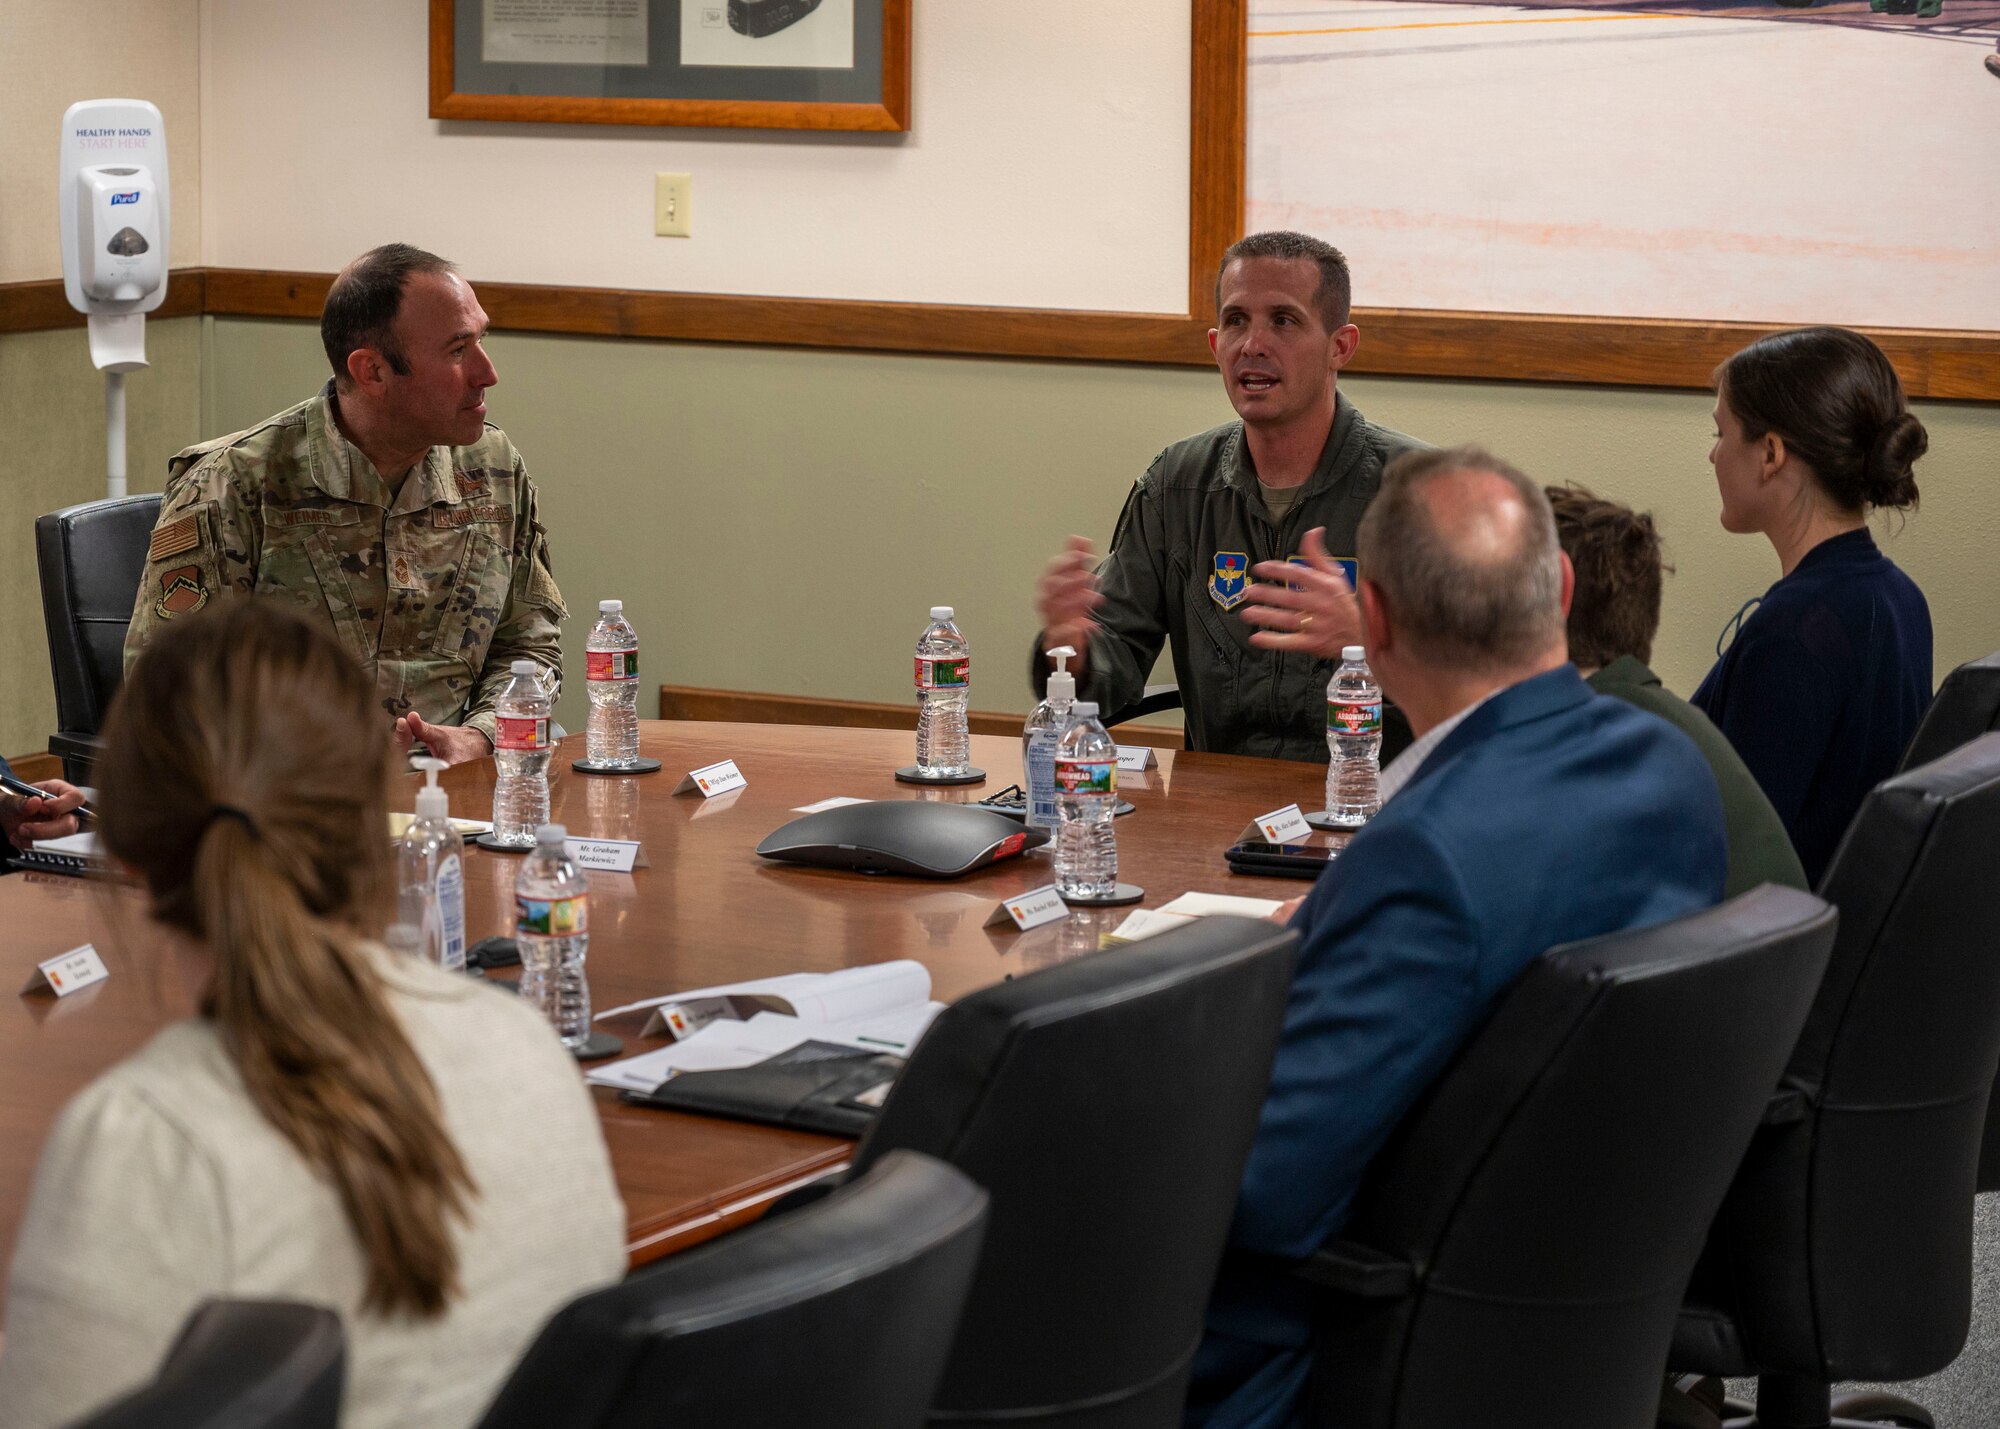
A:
[756,800,1048,879]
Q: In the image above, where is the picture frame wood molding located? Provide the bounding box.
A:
[429,0,912,133]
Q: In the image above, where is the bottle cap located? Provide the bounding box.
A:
[930,605,954,621]
[599,599,623,614]
[1045,645,1077,703]
[1072,701,1099,719]
[535,823,567,847]
[1342,645,1366,663]
[511,659,538,676]
[413,756,449,821]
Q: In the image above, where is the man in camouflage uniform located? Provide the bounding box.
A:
[125,243,564,765]
[1030,232,1425,762]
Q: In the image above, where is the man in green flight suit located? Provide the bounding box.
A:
[1030,231,1425,762]
[124,243,565,765]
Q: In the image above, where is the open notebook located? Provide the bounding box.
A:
[586,960,944,1095]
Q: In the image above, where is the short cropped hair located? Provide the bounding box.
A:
[321,243,456,387]
[1546,484,1669,670]
[1357,445,1565,672]
[1216,231,1352,332]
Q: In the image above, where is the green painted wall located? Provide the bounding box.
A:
[202,316,2000,742]
[1,320,204,761]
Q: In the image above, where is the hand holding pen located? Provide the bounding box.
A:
[0,770,91,851]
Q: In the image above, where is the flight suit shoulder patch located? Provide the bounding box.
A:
[153,564,210,620]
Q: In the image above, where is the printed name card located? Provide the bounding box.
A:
[565,837,644,873]
[21,944,109,998]
[673,759,747,798]
[1241,803,1312,845]
[1115,745,1158,772]
[985,884,1070,932]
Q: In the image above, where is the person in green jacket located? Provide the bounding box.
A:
[1029,231,1425,762]
[1548,484,1808,897]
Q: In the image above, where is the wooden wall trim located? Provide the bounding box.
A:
[0,271,205,337]
[3,268,1994,398]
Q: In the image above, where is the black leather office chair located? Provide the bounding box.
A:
[70,1299,344,1428]
[1296,885,1835,1429]
[1900,650,2000,772]
[477,1150,988,1429]
[848,914,1296,1427]
[1670,734,2000,1428]
[36,493,161,783]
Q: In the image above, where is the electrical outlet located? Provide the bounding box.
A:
[655,173,691,237]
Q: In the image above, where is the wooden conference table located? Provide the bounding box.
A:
[0,721,1328,1307]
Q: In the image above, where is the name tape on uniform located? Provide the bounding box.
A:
[673,759,747,798]
[1115,745,1158,772]
[985,884,1070,932]
[565,837,644,873]
[21,944,109,998]
[792,796,870,814]
[1242,803,1312,845]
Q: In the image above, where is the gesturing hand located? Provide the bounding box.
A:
[1239,526,1362,660]
[1035,535,1102,664]
[395,713,494,768]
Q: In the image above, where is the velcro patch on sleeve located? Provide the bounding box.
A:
[148,514,200,563]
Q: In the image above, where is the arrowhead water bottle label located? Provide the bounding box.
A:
[915,656,971,690]
[1055,757,1117,796]
[585,650,639,681]
[516,893,589,937]
[1328,699,1382,735]
[496,714,551,750]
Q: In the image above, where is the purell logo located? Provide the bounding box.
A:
[109,191,141,206]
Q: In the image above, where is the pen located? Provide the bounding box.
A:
[0,769,96,823]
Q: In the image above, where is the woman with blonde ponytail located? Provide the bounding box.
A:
[0,601,625,1428]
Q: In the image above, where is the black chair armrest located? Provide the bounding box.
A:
[49,731,106,786]
[1761,1080,1816,1125]
[1295,1240,1417,1298]
[765,1168,852,1218]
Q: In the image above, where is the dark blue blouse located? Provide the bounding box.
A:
[1692,528,1932,885]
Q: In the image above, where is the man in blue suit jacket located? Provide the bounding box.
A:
[1187,446,1729,1429]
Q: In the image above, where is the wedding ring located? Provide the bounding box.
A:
[1299,614,1314,631]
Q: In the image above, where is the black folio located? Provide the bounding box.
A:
[622,1044,903,1137]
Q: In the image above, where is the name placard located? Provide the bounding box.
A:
[1241,803,1312,845]
[1115,745,1158,772]
[21,944,109,998]
[565,837,643,873]
[673,759,747,798]
[985,884,1070,932]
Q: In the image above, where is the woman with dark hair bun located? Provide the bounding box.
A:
[1692,326,1933,884]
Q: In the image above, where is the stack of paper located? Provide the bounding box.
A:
[1109,891,1287,943]
[586,960,944,1094]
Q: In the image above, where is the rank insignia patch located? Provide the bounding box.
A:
[154,565,209,620]
[1209,551,1249,611]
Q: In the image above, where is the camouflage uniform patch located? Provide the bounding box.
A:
[124,381,567,745]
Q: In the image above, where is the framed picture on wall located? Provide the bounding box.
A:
[429,0,911,132]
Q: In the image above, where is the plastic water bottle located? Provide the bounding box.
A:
[915,606,971,776]
[516,824,591,1049]
[1055,701,1118,899]
[492,659,553,847]
[1326,645,1382,826]
[397,757,466,972]
[585,599,641,767]
[1022,645,1078,832]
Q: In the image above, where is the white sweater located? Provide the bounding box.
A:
[0,949,628,1428]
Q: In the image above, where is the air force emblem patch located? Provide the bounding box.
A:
[1209,551,1249,611]
[154,565,209,620]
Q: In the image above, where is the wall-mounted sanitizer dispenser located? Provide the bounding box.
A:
[59,99,170,498]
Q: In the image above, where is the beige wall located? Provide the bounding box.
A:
[199,0,1192,311]
[203,316,2000,741]
[0,0,201,281]
[0,1,204,759]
